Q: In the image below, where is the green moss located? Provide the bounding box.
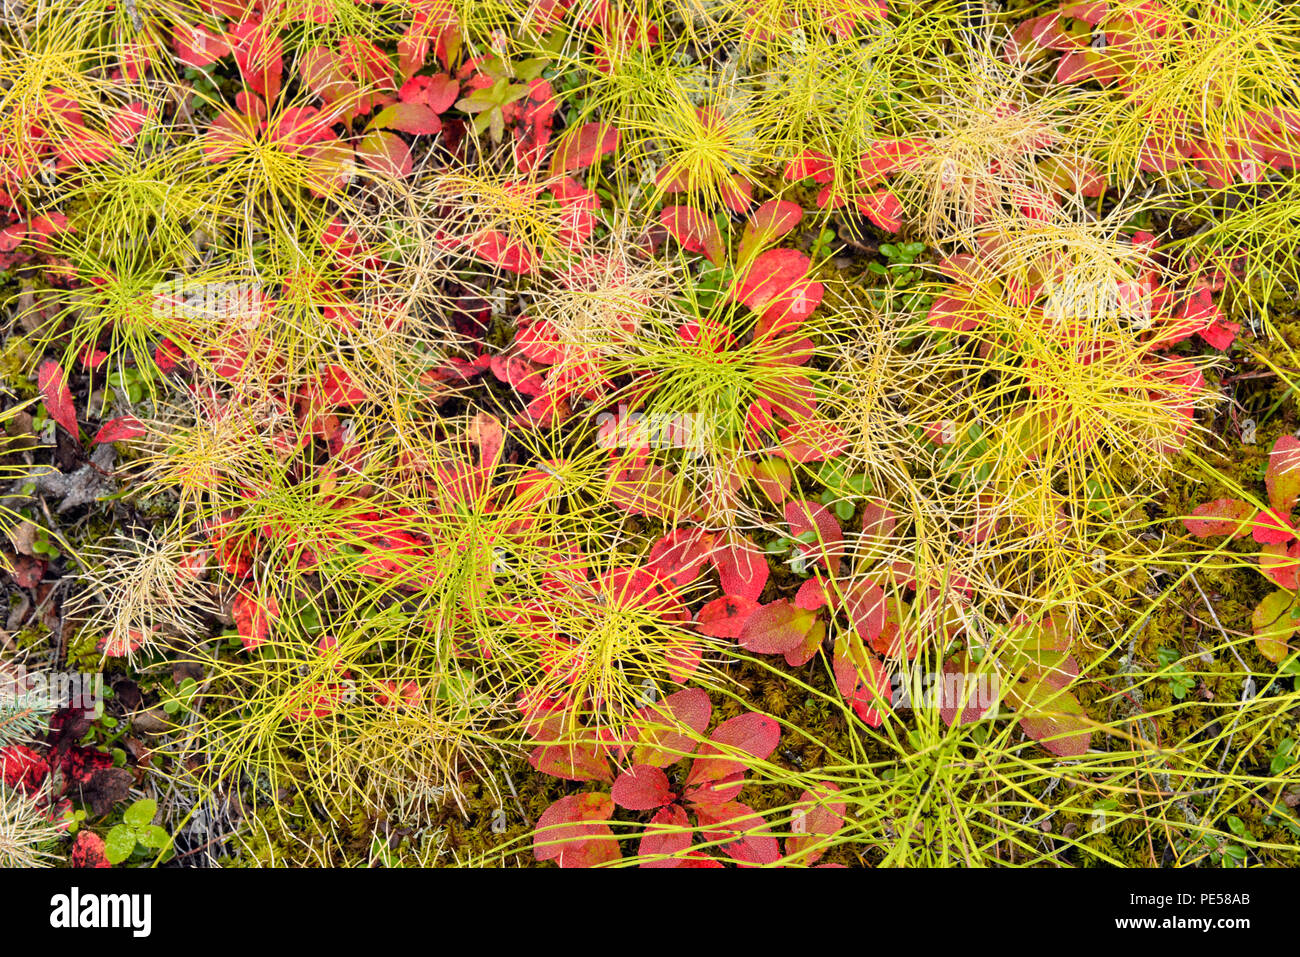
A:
[218,792,373,867]
[0,336,36,396]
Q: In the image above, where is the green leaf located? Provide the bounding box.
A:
[1252,589,1298,662]
[138,825,171,850]
[509,57,550,81]
[123,798,157,830]
[104,825,137,864]
[815,460,844,486]
[1265,435,1300,513]
[455,95,492,114]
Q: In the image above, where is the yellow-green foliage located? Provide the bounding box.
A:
[3,0,1297,870]
[1083,0,1300,190]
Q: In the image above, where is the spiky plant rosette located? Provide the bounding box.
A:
[0,783,64,867]
[1167,173,1300,326]
[1074,0,1300,193]
[0,8,165,204]
[156,408,642,821]
[872,40,1102,242]
[913,208,1220,495]
[169,597,514,824]
[3,0,1297,870]
[69,527,218,662]
[40,127,230,269]
[771,210,1222,668]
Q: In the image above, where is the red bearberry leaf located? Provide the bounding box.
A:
[70,829,112,868]
[1013,679,1091,757]
[1252,589,1298,663]
[841,577,887,643]
[528,741,613,783]
[860,498,898,543]
[1251,508,1297,545]
[738,200,803,261]
[784,150,835,183]
[938,655,1000,726]
[232,590,278,650]
[709,532,769,601]
[854,188,904,232]
[734,248,823,339]
[695,800,779,865]
[784,783,845,864]
[696,595,760,638]
[636,804,693,867]
[738,599,818,654]
[1183,498,1254,537]
[630,687,711,768]
[550,122,619,175]
[37,360,78,437]
[1,744,49,791]
[858,137,928,185]
[647,527,714,596]
[369,101,443,135]
[92,415,145,444]
[611,764,674,810]
[533,792,620,868]
[1259,540,1300,590]
[399,74,460,113]
[659,205,725,265]
[356,130,412,178]
[322,364,366,406]
[684,712,780,807]
[172,22,231,68]
[467,230,536,274]
[784,498,845,575]
[774,418,849,463]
